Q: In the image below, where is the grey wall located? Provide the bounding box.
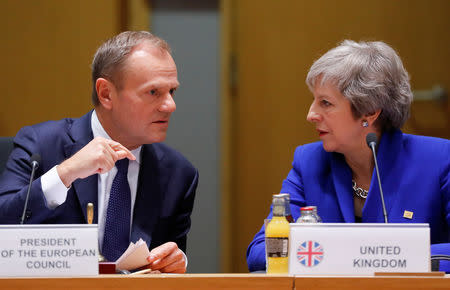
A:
[151,0,220,273]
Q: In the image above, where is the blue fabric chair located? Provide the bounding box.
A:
[0,137,14,174]
[431,243,450,273]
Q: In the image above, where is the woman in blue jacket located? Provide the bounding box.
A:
[247,40,450,272]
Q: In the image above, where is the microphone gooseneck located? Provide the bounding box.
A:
[20,154,41,224]
[366,133,388,223]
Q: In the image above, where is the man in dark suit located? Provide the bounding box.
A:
[0,31,198,273]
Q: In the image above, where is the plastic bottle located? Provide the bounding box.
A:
[296,206,321,223]
[312,206,322,223]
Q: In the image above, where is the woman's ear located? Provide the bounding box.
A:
[96,78,115,110]
[365,109,382,126]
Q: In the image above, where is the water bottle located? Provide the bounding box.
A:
[312,206,322,223]
[296,206,322,223]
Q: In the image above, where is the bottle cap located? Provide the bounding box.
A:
[301,206,316,211]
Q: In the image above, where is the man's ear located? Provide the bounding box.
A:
[365,109,382,126]
[96,78,115,110]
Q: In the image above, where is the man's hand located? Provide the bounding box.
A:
[146,242,186,273]
[57,137,135,187]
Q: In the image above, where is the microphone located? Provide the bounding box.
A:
[366,133,388,223]
[20,154,41,224]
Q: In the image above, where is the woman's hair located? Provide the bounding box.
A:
[91,31,171,106]
[306,40,413,130]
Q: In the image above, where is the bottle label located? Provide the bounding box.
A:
[266,237,289,257]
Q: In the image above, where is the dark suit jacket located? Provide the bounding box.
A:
[247,129,450,271]
[0,111,198,253]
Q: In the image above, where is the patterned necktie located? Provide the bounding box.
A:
[102,158,131,262]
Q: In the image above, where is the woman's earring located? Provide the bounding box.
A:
[362,120,369,127]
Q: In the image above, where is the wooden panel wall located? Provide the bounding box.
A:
[0,0,121,136]
[226,0,450,273]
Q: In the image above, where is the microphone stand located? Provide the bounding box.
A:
[368,141,388,223]
[20,158,39,224]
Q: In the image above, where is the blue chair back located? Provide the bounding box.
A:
[0,137,14,174]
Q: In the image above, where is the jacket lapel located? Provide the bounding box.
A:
[63,110,98,223]
[363,129,402,222]
[330,153,355,222]
[130,144,165,246]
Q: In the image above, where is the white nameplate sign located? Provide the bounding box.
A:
[0,224,98,277]
[288,223,430,275]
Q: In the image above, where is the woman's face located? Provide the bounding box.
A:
[306,81,366,154]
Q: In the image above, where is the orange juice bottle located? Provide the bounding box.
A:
[265,194,290,274]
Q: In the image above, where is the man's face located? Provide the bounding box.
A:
[107,43,179,149]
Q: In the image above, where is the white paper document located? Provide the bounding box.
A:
[116,239,151,271]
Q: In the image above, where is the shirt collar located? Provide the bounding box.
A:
[91,110,142,164]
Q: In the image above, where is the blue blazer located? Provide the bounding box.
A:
[247,129,450,271]
[0,111,199,253]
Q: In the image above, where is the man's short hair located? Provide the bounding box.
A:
[91,31,171,106]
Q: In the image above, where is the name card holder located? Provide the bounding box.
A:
[0,224,98,277]
[288,223,430,275]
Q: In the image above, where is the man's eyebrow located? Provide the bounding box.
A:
[144,81,180,88]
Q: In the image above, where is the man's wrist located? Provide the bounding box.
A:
[57,160,76,188]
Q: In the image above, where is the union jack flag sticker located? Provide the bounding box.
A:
[297,241,324,267]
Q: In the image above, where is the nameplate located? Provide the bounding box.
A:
[288,223,430,275]
[0,224,98,277]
